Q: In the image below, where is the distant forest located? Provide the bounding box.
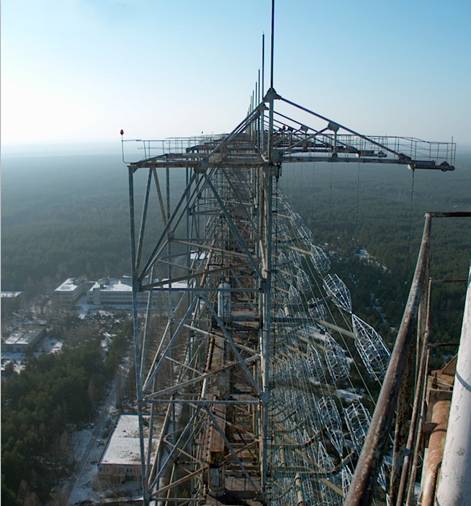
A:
[2,149,471,340]
[2,152,188,293]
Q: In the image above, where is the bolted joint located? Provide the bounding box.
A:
[267,161,282,178]
[398,153,412,164]
[440,161,454,171]
[260,391,270,403]
[327,121,340,132]
[264,87,280,102]
[272,150,283,165]
[195,158,209,173]
[133,278,142,292]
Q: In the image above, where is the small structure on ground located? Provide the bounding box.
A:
[2,325,46,353]
[98,414,157,483]
[1,291,23,314]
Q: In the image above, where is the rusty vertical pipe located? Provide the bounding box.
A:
[397,272,432,504]
[405,278,433,505]
[344,214,432,506]
[422,400,450,506]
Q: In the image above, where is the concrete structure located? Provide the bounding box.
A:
[418,355,456,506]
[54,278,89,305]
[98,414,157,483]
[1,291,23,314]
[436,266,471,506]
[3,326,45,353]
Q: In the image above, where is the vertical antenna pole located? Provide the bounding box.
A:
[257,69,261,148]
[251,91,254,138]
[128,166,149,505]
[254,85,257,141]
[270,0,275,89]
[261,0,276,494]
[267,0,276,163]
[165,166,176,456]
[261,34,265,153]
[261,34,265,98]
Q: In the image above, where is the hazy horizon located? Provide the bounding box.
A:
[2,0,471,147]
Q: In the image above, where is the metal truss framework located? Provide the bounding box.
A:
[124,16,455,503]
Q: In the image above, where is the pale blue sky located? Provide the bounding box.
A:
[2,0,471,147]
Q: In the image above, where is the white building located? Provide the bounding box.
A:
[88,276,189,310]
[3,326,45,353]
[1,291,23,313]
[89,276,147,308]
[54,278,89,304]
[98,414,158,483]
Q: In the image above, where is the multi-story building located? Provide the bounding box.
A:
[54,278,89,305]
[89,276,185,310]
[89,276,146,308]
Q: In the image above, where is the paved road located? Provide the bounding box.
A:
[65,356,131,504]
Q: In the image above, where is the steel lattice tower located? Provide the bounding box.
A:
[123,3,455,504]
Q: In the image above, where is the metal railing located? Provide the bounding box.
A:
[345,211,471,506]
[121,134,227,163]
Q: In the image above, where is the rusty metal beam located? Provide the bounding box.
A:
[345,211,471,505]
[345,213,432,505]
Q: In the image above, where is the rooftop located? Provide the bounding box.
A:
[190,251,208,261]
[100,414,157,466]
[91,277,132,293]
[4,327,44,346]
[157,279,189,289]
[55,278,82,292]
[1,291,22,299]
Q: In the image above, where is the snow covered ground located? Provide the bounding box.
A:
[64,354,134,504]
